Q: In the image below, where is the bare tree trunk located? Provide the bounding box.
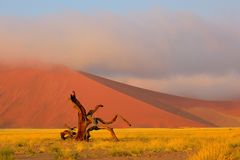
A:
[69,91,88,141]
[75,112,87,141]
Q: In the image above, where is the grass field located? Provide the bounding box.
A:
[0,128,239,160]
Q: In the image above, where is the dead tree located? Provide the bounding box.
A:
[85,113,132,141]
[70,91,89,141]
[60,91,132,141]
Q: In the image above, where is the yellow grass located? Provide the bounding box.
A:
[0,128,239,160]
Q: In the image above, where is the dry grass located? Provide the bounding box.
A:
[0,128,239,160]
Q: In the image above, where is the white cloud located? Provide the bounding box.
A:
[0,9,239,100]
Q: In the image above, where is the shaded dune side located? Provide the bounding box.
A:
[185,107,240,127]
[80,72,217,127]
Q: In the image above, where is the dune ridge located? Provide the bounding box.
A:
[0,64,239,128]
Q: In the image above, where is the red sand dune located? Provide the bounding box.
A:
[0,64,239,128]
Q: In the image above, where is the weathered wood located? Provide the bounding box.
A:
[70,91,87,120]
[70,91,89,141]
[61,91,132,141]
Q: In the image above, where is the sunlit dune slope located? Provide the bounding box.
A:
[0,64,203,128]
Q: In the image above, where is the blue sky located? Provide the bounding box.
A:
[0,0,239,18]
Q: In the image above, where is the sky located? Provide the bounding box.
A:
[0,1,240,100]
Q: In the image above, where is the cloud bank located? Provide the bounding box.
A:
[116,73,240,100]
[0,9,239,100]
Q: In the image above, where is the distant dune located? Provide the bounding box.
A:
[0,64,239,128]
